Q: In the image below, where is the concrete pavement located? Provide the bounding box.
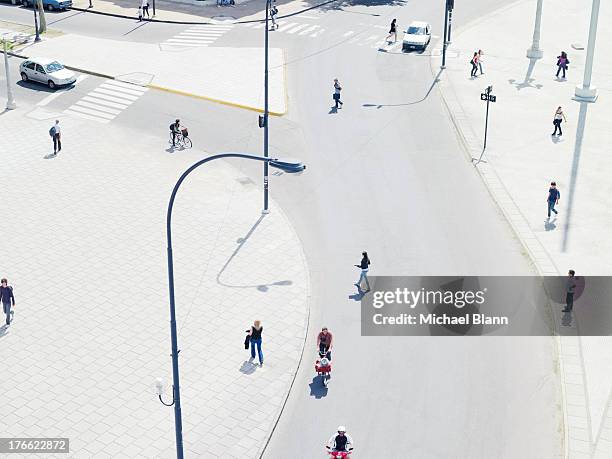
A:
[0,101,309,458]
[433,0,612,457]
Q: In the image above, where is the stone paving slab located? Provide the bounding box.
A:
[0,102,309,458]
[431,1,612,457]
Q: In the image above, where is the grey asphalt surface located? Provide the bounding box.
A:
[0,1,564,457]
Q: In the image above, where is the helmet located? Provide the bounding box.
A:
[337,426,346,433]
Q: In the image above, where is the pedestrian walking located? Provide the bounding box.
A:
[247,320,264,366]
[386,19,397,43]
[88,0,93,7]
[141,0,150,18]
[317,326,333,360]
[562,270,576,312]
[477,49,484,74]
[270,2,279,30]
[138,6,143,21]
[49,119,61,155]
[547,182,560,218]
[0,278,15,326]
[556,51,569,79]
[333,78,343,109]
[470,52,479,78]
[354,251,371,292]
[552,106,566,136]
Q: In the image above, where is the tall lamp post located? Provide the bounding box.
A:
[261,0,272,213]
[2,36,17,110]
[526,0,544,59]
[441,0,450,68]
[33,1,41,42]
[575,0,600,102]
[156,153,305,459]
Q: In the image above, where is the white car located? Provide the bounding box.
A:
[402,21,431,51]
[20,57,76,89]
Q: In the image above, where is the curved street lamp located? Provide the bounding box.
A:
[157,153,305,459]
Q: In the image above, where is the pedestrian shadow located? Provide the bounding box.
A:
[43,153,58,159]
[561,311,573,327]
[309,376,328,399]
[509,57,543,90]
[239,360,258,375]
[216,214,293,291]
[363,68,442,109]
[329,106,339,114]
[545,217,557,231]
[554,76,567,83]
[349,285,368,301]
[550,135,563,144]
[0,325,8,339]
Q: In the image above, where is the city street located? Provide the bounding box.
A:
[1,0,609,457]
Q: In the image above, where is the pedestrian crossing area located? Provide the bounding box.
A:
[161,24,234,48]
[240,20,400,49]
[64,80,148,124]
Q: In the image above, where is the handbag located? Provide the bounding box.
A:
[244,333,250,349]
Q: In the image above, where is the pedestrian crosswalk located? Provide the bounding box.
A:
[64,80,148,124]
[240,21,395,48]
[162,24,234,48]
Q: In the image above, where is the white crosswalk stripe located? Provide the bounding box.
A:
[64,80,148,124]
[161,24,233,48]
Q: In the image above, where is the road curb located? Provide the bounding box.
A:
[69,0,337,25]
[148,84,286,116]
[428,2,571,458]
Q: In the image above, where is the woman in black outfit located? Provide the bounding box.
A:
[247,320,264,366]
[386,19,397,44]
[355,251,371,291]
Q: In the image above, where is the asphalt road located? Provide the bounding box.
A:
[0,1,563,457]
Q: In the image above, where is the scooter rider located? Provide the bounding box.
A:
[317,326,333,360]
[327,426,354,454]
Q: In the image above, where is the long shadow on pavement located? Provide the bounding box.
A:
[216,214,293,291]
[362,68,442,109]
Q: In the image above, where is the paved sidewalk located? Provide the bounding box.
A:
[0,102,309,458]
[15,33,287,114]
[433,0,612,457]
[72,0,322,23]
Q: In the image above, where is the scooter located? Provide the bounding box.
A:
[315,349,332,387]
[326,448,353,458]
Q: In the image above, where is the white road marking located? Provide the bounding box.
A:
[161,25,233,47]
[286,24,310,34]
[74,100,122,115]
[99,83,146,96]
[297,15,319,20]
[64,109,110,123]
[36,75,88,107]
[343,31,355,37]
[311,28,325,38]
[93,87,139,101]
[82,96,128,109]
[65,105,115,119]
[299,25,319,35]
[276,22,297,32]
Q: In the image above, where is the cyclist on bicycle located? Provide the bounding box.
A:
[169,119,186,147]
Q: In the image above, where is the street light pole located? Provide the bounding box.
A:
[33,2,41,42]
[163,153,304,459]
[575,0,600,102]
[3,38,17,110]
[526,0,544,59]
[441,0,449,69]
[446,0,454,44]
[263,0,271,213]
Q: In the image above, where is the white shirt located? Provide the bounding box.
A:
[141,0,147,7]
[54,123,61,134]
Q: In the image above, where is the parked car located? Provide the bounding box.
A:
[0,0,22,5]
[22,0,73,11]
[402,21,431,51]
[20,58,76,89]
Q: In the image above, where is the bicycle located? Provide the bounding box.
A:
[169,130,192,149]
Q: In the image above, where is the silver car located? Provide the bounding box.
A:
[20,57,76,89]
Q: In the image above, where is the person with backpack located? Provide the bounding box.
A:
[556,51,569,79]
[270,2,279,30]
[333,79,343,109]
[246,320,264,366]
[386,19,397,44]
[547,182,560,218]
[1,278,15,326]
[169,119,185,147]
[49,119,61,156]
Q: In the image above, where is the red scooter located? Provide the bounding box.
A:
[326,448,352,458]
